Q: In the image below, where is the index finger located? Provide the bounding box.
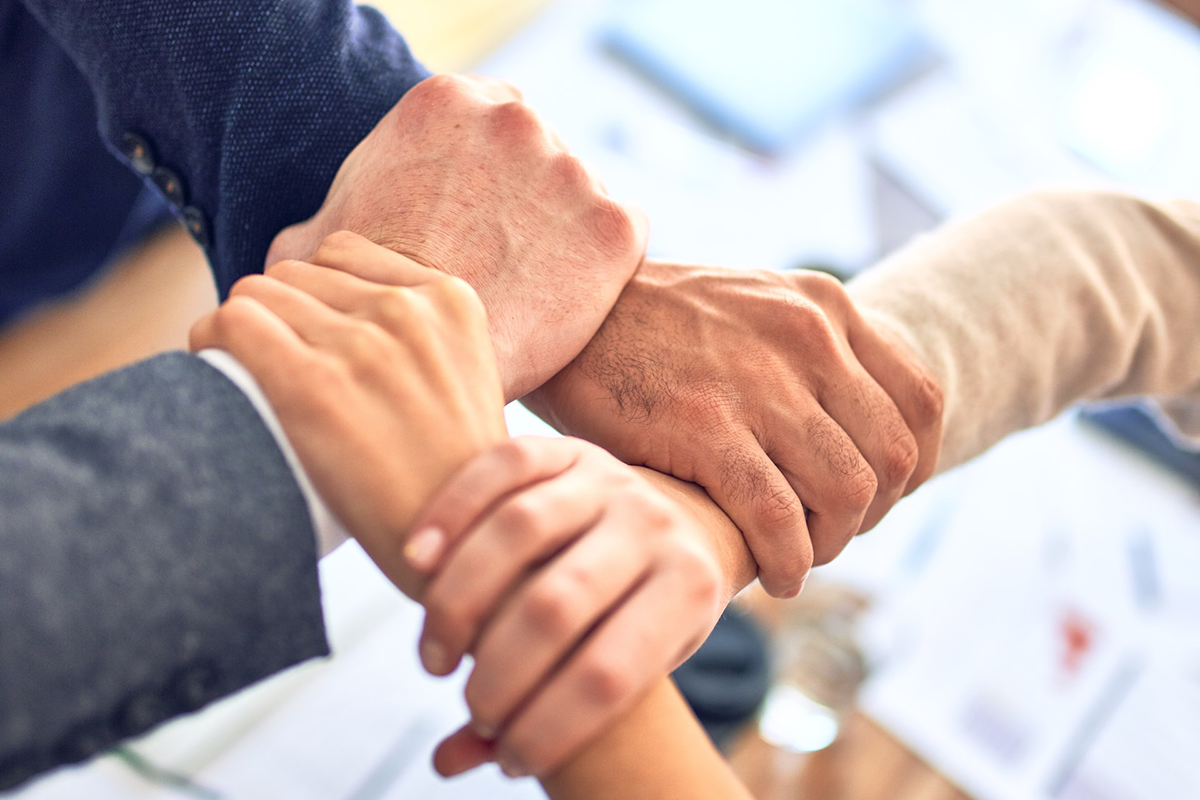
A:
[695,436,813,599]
[404,437,581,575]
[848,312,945,498]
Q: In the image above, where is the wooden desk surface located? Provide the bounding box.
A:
[728,715,970,800]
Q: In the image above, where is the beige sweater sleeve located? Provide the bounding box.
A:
[847,190,1200,473]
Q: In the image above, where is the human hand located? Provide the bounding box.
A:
[267,74,649,401]
[404,436,725,778]
[524,261,944,598]
[190,232,507,593]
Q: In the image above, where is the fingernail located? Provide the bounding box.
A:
[420,638,453,675]
[472,720,497,741]
[496,751,529,779]
[405,526,445,572]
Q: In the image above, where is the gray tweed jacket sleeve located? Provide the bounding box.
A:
[0,352,329,791]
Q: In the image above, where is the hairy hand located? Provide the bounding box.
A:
[405,437,725,779]
[524,261,944,598]
[190,232,507,592]
[266,74,649,401]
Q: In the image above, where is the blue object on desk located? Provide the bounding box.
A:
[1081,404,1200,488]
[602,0,926,154]
[673,606,770,750]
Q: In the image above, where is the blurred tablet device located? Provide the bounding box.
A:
[602,0,926,154]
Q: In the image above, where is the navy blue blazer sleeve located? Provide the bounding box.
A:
[0,353,328,792]
[16,0,429,293]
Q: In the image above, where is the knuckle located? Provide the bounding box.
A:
[496,495,545,541]
[227,272,273,297]
[316,229,368,256]
[315,350,356,390]
[679,384,738,431]
[675,547,722,608]
[339,324,393,377]
[215,294,256,322]
[880,430,920,486]
[490,99,541,141]
[208,297,256,339]
[808,413,874,508]
[795,270,850,307]
[577,656,634,708]
[549,151,590,188]
[416,72,465,100]
[368,288,414,331]
[521,576,581,638]
[435,274,487,324]
[911,368,945,427]
[261,259,303,280]
[787,301,841,354]
[755,483,806,533]
[584,197,639,258]
[714,442,808,538]
[495,436,543,476]
[842,459,879,512]
[626,489,677,536]
[761,537,814,598]
[715,441,774,508]
[399,75,471,126]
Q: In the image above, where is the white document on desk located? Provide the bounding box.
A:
[858,417,1200,800]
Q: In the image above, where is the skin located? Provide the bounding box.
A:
[428,460,757,782]
[538,679,755,800]
[190,233,759,782]
[260,74,945,767]
[234,71,944,782]
[408,437,727,778]
[265,73,943,604]
[265,73,650,402]
[187,233,928,798]
[190,232,508,593]
[524,259,944,598]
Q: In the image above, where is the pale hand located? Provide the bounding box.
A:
[406,436,726,779]
[190,232,507,593]
[266,74,650,401]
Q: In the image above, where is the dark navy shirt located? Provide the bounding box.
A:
[1,0,428,325]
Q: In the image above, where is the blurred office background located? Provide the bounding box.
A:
[6,1,1199,799]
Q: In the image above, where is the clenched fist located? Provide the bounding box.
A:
[267,74,649,400]
[525,261,944,598]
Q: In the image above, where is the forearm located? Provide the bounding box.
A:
[849,190,1200,472]
[540,679,754,800]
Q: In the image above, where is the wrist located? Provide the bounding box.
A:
[631,467,756,601]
